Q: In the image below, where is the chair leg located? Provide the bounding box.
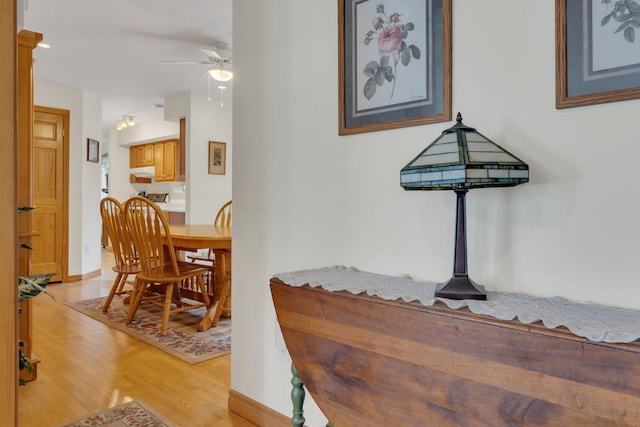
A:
[160,283,174,336]
[197,274,211,308]
[102,273,125,313]
[115,273,130,293]
[126,278,146,324]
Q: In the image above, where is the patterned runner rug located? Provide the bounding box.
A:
[66,294,231,364]
[55,400,176,427]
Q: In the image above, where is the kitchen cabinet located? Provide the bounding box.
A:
[130,144,154,168]
[128,138,184,182]
[154,139,177,182]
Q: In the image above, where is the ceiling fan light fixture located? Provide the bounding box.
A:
[209,68,233,82]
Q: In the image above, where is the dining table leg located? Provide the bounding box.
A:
[198,249,231,331]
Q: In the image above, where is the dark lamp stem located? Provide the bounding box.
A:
[434,184,487,300]
[453,185,468,277]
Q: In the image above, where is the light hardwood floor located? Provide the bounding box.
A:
[18,251,255,427]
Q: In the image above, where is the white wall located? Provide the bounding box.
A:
[34,81,102,277]
[186,91,233,224]
[81,90,103,274]
[232,1,640,425]
[164,91,233,224]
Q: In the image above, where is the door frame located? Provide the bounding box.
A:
[1,0,18,423]
[34,106,70,283]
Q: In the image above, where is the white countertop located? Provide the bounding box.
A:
[155,202,185,213]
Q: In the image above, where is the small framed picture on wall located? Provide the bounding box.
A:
[208,141,226,175]
[87,138,99,163]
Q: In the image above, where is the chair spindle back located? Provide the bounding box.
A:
[100,197,137,270]
[124,196,180,277]
[215,200,232,227]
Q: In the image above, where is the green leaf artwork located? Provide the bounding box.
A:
[601,0,640,44]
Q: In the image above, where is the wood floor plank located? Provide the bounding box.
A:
[18,251,255,427]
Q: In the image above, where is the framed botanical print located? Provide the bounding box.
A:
[338,0,452,134]
[556,0,640,108]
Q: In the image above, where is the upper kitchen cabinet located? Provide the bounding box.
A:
[127,118,186,182]
[130,144,154,168]
[154,139,180,182]
[128,138,184,182]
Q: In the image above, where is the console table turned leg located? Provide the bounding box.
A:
[291,362,305,427]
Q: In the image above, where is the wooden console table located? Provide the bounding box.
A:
[271,274,640,426]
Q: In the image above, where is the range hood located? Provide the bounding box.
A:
[129,166,155,178]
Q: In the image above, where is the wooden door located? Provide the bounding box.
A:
[32,107,68,282]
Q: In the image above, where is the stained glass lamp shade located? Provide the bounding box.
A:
[400,113,529,300]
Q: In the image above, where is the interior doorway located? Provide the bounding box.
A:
[31,106,69,282]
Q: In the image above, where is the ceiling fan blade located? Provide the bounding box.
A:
[160,60,213,64]
[195,69,209,80]
[201,48,223,61]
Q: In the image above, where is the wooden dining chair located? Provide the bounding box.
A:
[185,200,232,317]
[123,196,211,336]
[99,197,141,313]
[188,200,232,265]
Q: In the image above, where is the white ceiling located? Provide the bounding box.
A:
[22,0,232,144]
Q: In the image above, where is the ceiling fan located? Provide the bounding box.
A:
[161,44,233,105]
[161,45,233,81]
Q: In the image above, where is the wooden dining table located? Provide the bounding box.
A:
[166,224,232,332]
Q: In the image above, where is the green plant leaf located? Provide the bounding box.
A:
[380,55,390,68]
[602,13,613,26]
[18,273,56,303]
[628,0,640,13]
[364,78,377,100]
[624,25,636,42]
[401,48,411,66]
[19,243,33,251]
[363,61,379,78]
[615,21,631,32]
[405,22,415,31]
[18,206,35,213]
[375,67,385,85]
[613,12,631,22]
[409,44,421,60]
[383,65,394,82]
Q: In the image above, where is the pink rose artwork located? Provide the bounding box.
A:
[378,25,403,55]
[362,3,421,100]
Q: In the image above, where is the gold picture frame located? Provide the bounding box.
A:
[208,141,226,175]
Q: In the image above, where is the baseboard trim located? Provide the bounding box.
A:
[228,389,291,427]
[67,268,101,283]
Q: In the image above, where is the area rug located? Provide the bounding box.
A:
[65,294,231,364]
[56,399,176,427]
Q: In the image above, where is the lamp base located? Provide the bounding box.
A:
[435,276,487,300]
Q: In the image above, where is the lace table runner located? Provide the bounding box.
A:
[274,266,640,344]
